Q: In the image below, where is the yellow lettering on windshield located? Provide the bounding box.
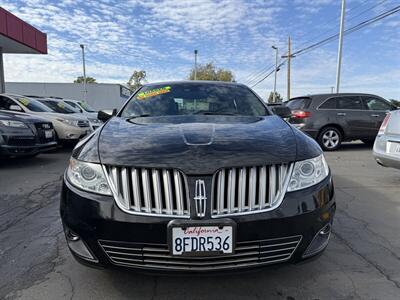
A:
[19,98,30,106]
[137,86,171,100]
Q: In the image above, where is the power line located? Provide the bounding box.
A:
[242,0,391,86]
[293,4,400,57]
[250,60,286,88]
[249,4,400,88]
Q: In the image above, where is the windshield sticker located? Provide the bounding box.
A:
[57,102,65,108]
[18,98,30,106]
[137,86,171,100]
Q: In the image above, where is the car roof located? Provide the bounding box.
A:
[142,80,246,88]
[290,93,384,99]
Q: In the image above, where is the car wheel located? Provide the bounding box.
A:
[318,127,342,151]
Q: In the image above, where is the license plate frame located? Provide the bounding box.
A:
[167,219,236,257]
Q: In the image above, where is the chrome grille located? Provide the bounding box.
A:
[104,166,190,217]
[99,235,302,271]
[212,163,293,217]
[77,120,90,127]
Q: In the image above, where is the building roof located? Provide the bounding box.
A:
[0,7,47,54]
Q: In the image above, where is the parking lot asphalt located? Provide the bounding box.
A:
[1,143,400,300]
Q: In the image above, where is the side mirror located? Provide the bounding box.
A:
[9,105,23,112]
[271,105,292,118]
[97,109,117,122]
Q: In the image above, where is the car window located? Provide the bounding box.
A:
[363,96,392,111]
[286,98,311,110]
[15,97,54,112]
[40,100,78,114]
[65,101,81,111]
[336,96,363,110]
[319,98,336,109]
[120,83,268,117]
[0,96,18,110]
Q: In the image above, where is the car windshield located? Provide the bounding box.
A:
[120,83,268,118]
[15,97,54,112]
[78,101,96,112]
[40,100,79,114]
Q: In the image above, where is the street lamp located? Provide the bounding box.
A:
[80,44,87,102]
[272,45,278,103]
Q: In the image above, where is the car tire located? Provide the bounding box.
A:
[318,127,342,151]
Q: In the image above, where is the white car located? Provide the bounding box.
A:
[60,99,103,130]
[36,98,102,130]
[373,109,400,170]
[0,94,92,143]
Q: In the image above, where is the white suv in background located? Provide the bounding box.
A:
[0,94,92,144]
[57,98,103,130]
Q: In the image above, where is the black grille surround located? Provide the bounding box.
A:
[98,235,302,271]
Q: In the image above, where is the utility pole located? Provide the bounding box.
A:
[281,36,295,101]
[335,0,346,93]
[80,44,87,102]
[272,45,278,103]
[194,50,198,80]
[0,47,5,94]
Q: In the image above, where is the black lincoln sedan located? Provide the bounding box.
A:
[0,110,57,157]
[60,81,335,273]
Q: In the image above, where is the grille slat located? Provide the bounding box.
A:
[212,163,293,217]
[99,235,302,271]
[105,166,189,217]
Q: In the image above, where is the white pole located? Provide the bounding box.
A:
[335,0,346,93]
[0,48,5,93]
[80,44,87,101]
[272,46,278,103]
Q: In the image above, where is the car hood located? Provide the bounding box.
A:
[0,110,49,123]
[40,112,88,121]
[97,115,300,174]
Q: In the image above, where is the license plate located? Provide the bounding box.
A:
[171,225,233,256]
[388,142,400,155]
[45,130,53,138]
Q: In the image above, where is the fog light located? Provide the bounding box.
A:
[65,229,98,262]
[302,223,332,258]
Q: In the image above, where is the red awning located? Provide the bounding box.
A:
[0,7,47,54]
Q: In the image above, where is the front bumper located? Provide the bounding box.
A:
[60,175,335,273]
[55,125,92,141]
[373,135,400,170]
[0,132,57,157]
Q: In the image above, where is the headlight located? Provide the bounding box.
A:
[0,120,28,128]
[66,158,111,195]
[287,154,329,192]
[56,118,79,127]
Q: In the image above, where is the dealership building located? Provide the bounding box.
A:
[5,82,132,110]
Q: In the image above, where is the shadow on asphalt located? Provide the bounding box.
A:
[332,142,372,152]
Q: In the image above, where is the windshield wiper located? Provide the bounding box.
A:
[127,114,152,120]
[194,111,238,116]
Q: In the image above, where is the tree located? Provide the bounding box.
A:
[74,76,97,83]
[267,91,283,103]
[188,63,235,82]
[127,70,147,91]
[389,99,400,107]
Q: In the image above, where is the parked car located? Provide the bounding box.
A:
[285,93,398,151]
[0,94,92,144]
[373,110,400,170]
[61,81,335,273]
[61,99,103,129]
[0,110,57,157]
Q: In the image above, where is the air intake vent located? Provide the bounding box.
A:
[104,166,190,217]
[212,164,293,217]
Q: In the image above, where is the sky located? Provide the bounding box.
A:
[2,0,400,100]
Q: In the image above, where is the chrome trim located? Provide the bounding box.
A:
[211,163,294,218]
[103,166,190,218]
[99,235,302,271]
